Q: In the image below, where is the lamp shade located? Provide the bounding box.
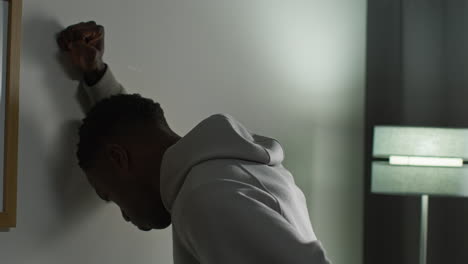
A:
[371,126,468,197]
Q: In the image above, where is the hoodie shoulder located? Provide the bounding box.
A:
[160,113,284,212]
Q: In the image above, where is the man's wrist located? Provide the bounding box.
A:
[83,63,107,86]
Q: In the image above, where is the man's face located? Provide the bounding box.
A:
[86,163,171,231]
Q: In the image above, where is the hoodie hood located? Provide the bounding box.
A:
[159,114,284,212]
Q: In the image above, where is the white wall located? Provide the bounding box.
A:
[0,0,366,263]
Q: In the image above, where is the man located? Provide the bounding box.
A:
[57,21,331,264]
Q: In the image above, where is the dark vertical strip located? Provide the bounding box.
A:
[364,0,419,263]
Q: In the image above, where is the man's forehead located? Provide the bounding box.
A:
[85,168,103,185]
[85,170,108,193]
[85,166,115,188]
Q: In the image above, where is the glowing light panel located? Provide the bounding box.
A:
[389,156,463,168]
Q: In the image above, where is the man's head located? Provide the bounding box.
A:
[77,94,179,230]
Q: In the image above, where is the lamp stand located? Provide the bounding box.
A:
[420,195,429,264]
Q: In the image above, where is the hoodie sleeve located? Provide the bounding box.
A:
[81,65,126,107]
[179,182,331,264]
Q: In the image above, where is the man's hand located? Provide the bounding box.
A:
[57,21,107,85]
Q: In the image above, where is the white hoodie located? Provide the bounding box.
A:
[83,67,331,264]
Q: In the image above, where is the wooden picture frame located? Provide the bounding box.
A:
[0,0,21,228]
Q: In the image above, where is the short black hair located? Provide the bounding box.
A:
[77,94,167,170]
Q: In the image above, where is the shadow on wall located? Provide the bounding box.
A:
[20,14,101,238]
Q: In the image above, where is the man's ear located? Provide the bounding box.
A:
[105,144,129,171]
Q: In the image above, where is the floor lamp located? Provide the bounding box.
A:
[371,126,468,264]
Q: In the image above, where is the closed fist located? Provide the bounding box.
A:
[57,21,105,73]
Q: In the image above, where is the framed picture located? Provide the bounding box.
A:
[0,0,21,228]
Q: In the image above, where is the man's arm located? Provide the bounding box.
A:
[81,64,126,106]
[177,182,331,264]
[57,21,126,107]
